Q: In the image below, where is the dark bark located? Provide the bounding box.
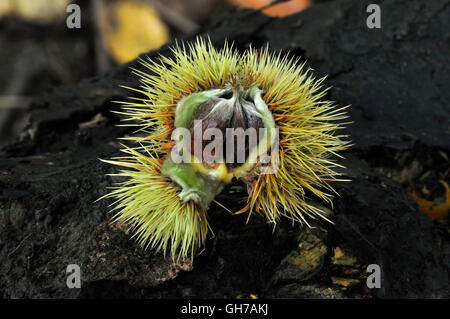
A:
[0,0,449,298]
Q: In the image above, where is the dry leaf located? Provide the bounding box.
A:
[332,246,357,266]
[229,0,311,17]
[333,246,344,259]
[331,276,360,288]
[408,180,450,220]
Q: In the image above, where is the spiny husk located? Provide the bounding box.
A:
[100,147,209,259]
[103,37,350,258]
[235,47,350,225]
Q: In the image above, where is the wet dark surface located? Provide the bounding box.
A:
[0,0,449,298]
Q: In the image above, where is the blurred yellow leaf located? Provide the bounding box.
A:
[0,0,70,24]
[0,1,13,17]
[98,0,170,64]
